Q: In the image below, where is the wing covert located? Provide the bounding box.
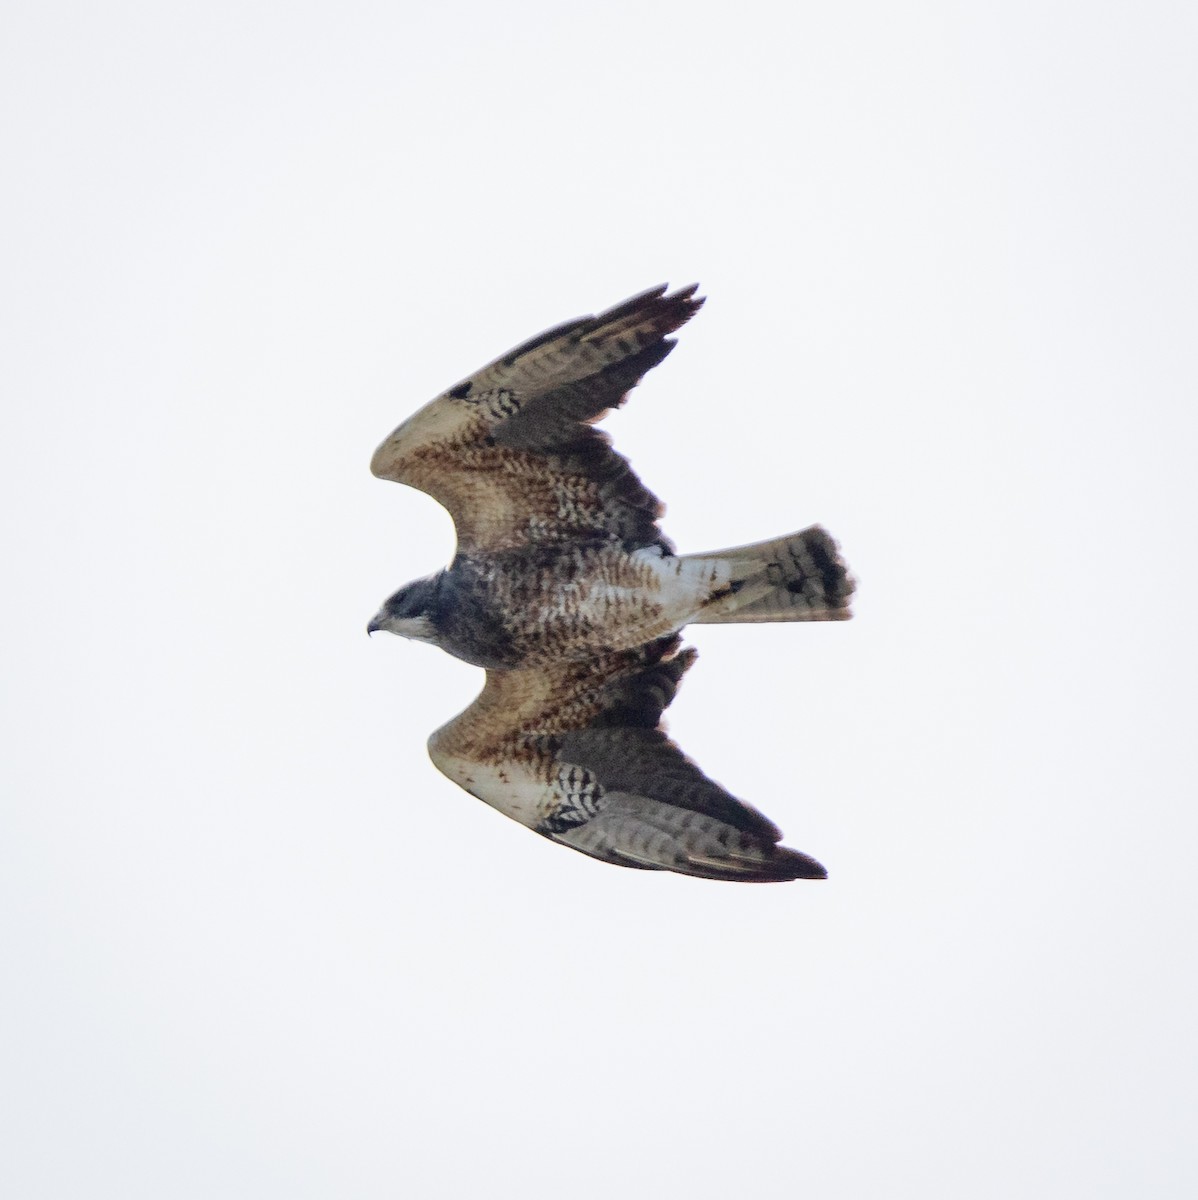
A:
[370,285,704,554]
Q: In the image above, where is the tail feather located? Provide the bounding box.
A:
[690,525,854,624]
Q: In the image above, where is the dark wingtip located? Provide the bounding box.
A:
[748,847,827,883]
[660,283,705,328]
[669,282,704,306]
[593,282,705,336]
[785,851,829,881]
[681,845,828,883]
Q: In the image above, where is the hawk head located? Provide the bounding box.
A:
[367,575,441,643]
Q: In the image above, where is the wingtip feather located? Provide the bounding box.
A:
[587,282,705,345]
[773,847,829,881]
[679,837,828,883]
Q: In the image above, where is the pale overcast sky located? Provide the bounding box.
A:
[3,3,1196,1197]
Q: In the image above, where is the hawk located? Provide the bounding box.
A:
[369,285,853,881]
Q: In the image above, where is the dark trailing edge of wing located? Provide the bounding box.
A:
[492,338,680,452]
[558,726,785,843]
[550,636,828,882]
[489,287,703,552]
[491,284,703,454]
[587,636,696,730]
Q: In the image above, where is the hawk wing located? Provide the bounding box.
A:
[427,637,827,883]
[370,285,703,555]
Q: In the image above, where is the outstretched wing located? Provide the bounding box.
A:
[427,637,827,883]
[370,285,703,555]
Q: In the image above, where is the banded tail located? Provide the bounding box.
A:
[690,525,855,624]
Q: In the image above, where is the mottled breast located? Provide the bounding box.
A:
[439,543,674,668]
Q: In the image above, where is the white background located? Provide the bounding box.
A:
[3,3,1196,1197]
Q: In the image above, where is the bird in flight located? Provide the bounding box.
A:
[369,284,853,881]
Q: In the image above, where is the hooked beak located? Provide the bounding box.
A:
[367,613,385,636]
